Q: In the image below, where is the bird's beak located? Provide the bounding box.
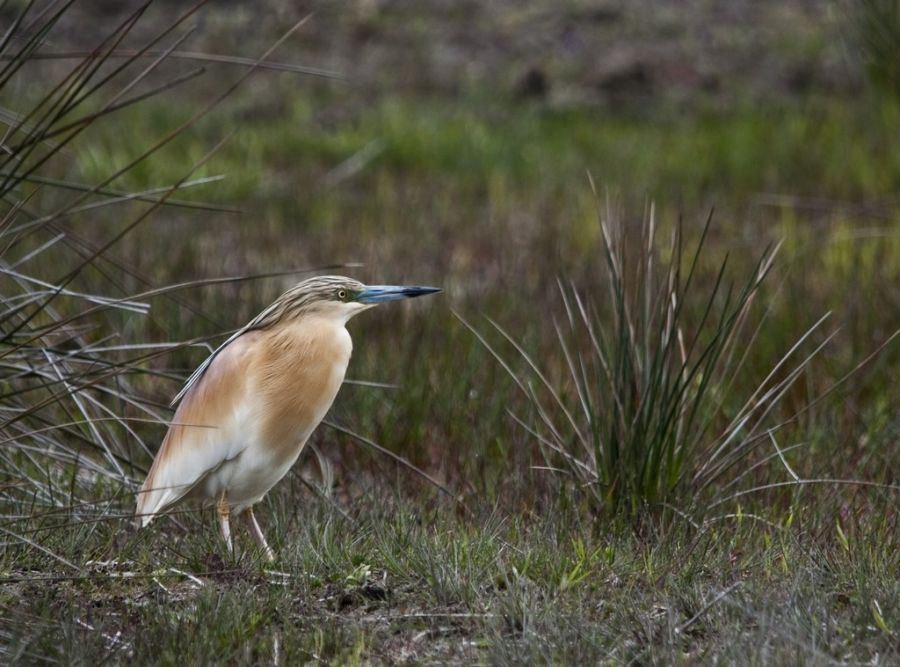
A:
[355,285,441,304]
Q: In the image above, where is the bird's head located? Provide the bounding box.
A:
[265,275,440,326]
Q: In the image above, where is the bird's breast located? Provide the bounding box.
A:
[252,319,352,461]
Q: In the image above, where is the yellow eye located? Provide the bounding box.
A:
[338,290,347,300]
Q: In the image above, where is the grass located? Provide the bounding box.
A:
[465,211,808,522]
[3,495,898,664]
[1,2,898,664]
[855,0,900,98]
[81,92,900,212]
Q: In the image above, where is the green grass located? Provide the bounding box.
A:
[80,91,900,210]
[2,494,897,664]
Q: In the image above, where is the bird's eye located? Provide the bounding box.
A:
[337,290,347,300]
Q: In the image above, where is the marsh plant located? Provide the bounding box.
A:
[0,1,315,549]
[855,0,900,97]
[472,205,849,523]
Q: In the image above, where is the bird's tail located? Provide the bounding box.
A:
[135,476,165,528]
[134,462,179,528]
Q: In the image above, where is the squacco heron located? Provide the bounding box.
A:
[136,275,439,561]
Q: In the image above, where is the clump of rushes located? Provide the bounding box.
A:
[0,1,311,557]
[464,203,846,523]
[855,0,900,98]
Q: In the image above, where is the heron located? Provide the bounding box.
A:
[135,275,440,561]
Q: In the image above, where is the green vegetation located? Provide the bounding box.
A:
[5,500,899,664]
[1,2,897,664]
[88,92,900,212]
[855,0,900,98]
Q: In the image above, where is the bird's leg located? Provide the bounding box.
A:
[241,506,275,563]
[217,492,233,555]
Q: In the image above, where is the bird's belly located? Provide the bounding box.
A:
[203,444,301,511]
[198,353,349,511]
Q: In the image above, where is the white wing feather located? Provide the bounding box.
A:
[137,332,259,524]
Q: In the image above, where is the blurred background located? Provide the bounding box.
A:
[2,0,898,507]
